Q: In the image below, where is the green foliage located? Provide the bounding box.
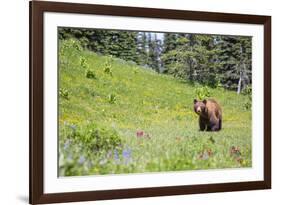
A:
[59,28,139,64]
[59,122,123,176]
[59,38,83,67]
[59,88,70,100]
[163,33,178,53]
[108,93,117,104]
[136,32,149,65]
[58,38,252,176]
[242,85,252,110]
[103,58,113,76]
[58,28,252,92]
[61,38,83,52]
[80,57,89,69]
[162,34,252,90]
[217,36,252,91]
[147,33,162,72]
[85,69,96,79]
[80,56,97,79]
[83,123,123,152]
[195,86,211,100]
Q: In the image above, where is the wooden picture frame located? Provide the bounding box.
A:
[30,1,271,204]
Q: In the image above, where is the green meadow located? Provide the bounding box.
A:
[59,39,252,176]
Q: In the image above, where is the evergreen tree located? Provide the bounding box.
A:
[136,32,149,65]
[163,33,178,53]
[147,33,162,72]
[59,28,139,63]
[217,36,252,92]
[162,33,178,73]
[162,34,223,87]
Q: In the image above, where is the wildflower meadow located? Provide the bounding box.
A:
[59,37,252,176]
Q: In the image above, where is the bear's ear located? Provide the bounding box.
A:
[203,99,207,104]
[194,99,197,104]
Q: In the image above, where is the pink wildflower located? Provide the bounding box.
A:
[136,130,144,138]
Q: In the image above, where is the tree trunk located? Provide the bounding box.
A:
[237,61,247,94]
[241,61,247,91]
[189,59,193,81]
[237,71,242,94]
[237,44,244,94]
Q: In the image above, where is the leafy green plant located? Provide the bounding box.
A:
[103,58,113,76]
[59,88,70,100]
[80,123,123,152]
[133,67,139,74]
[59,123,124,176]
[85,69,97,79]
[60,38,83,54]
[59,39,83,66]
[195,86,211,100]
[242,85,252,110]
[80,57,89,70]
[108,93,117,104]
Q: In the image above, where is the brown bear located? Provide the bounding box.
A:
[193,99,222,131]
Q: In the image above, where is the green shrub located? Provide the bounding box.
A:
[108,93,117,104]
[242,85,252,110]
[80,124,123,152]
[80,57,89,70]
[59,39,83,66]
[103,59,113,76]
[59,88,70,100]
[195,86,211,100]
[85,69,97,79]
[61,123,123,154]
[61,38,83,53]
[59,123,124,176]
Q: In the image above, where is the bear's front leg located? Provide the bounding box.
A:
[199,117,206,131]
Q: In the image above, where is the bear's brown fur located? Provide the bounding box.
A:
[193,99,222,131]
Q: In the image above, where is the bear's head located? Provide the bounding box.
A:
[193,99,207,115]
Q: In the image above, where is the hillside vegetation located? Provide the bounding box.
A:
[59,39,251,176]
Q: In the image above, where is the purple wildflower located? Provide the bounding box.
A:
[78,156,85,164]
[122,148,131,159]
[122,147,132,165]
[113,149,120,164]
[63,140,70,150]
[114,150,119,160]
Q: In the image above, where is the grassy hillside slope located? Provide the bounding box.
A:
[59,39,251,176]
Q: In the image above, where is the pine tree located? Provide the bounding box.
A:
[217,36,252,92]
[162,34,223,86]
[163,33,178,53]
[58,28,139,63]
[147,33,162,72]
[136,32,149,65]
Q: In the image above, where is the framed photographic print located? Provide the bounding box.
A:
[29,0,271,204]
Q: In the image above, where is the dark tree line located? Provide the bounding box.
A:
[162,33,252,92]
[59,28,252,93]
[59,28,139,62]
